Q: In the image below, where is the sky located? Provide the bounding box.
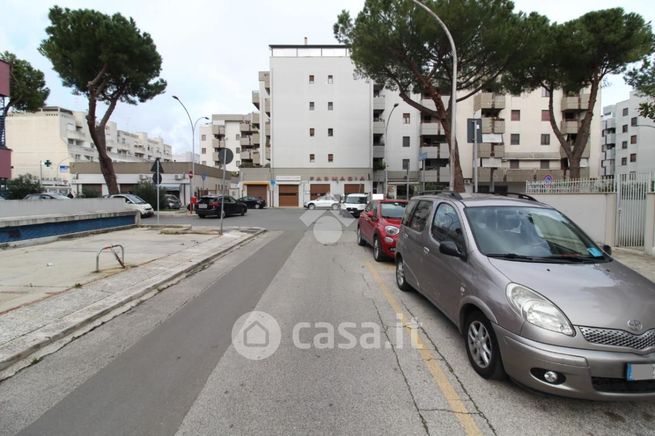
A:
[2,0,653,155]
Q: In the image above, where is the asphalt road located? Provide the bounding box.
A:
[1,208,654,435]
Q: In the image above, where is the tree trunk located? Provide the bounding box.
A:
[568,155,582,179]
[571,74,601,179]
[440,116,465,192]
[86,115,119,194]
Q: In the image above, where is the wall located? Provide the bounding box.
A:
[533,193,617,245]
[0,198,128,218]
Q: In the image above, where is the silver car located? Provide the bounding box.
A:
[395,192,655,400]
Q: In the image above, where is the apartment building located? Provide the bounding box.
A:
[237,43,602,206]
[601,92,655,179]
[6,106,173,191]
[198,113,262,173]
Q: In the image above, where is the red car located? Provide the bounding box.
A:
[356,199,408,261]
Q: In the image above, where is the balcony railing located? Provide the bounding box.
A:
[474,92,505,111]
[252,91,260,109]
[561,94,590,111]
[481,118,505,134]
[560,120,580,134]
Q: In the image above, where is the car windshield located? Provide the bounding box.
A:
[381,202,406,218]
[122,194,146,204]
[345,196,367,204]
[464,206,607,262]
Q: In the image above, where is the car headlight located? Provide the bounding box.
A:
[506,283,574,336]
[384,225,399,236]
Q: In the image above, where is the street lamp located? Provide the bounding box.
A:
[411,0,457,191]
[172,95,209,196]
[384,102,400,197]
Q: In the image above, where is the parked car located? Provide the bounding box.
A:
[395,192,655,400]
[357,200,407,261]
[341,193,369,217]
[238,196,266,209]
[109,193,154,218]
[304,194,340,210]
[164,194,181,209]
[24,192,70,200]
[196,195,247,218]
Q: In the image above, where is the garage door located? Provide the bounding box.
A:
[344,184,365,194]
[247,184,267,200]
[310,184,330,200]
[278,185,299,207]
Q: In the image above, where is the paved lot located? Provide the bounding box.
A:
[1,208,654,435]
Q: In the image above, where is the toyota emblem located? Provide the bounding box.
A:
[627,320,643,332]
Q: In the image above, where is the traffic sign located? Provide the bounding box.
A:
[215,148,234,165]
[153,172,162,185]
[270,179,276,187]
[150,158,165,174]
[544,174,553,186]
[201,173,207,181]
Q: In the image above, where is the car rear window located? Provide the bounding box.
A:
[380,202,406,218]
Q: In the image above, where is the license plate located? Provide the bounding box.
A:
[626,362,655,381]
[198,204,207,209]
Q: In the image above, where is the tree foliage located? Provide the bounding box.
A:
[625,55,655,121]
[7,174,42,199]
[132,182,167,209]
[0,51,50,117]
[39,7,166,194]
[507,8,654,178]
[334,0,541,191]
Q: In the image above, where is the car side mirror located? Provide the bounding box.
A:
[367,211,377,220]
[439,240,465,259]
[602,244,612,256]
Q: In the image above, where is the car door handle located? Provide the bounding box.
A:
[423,247,430,255]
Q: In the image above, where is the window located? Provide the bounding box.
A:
[541,110,550,122]
[309,101,315,111]
[540,160,550,169]
[511,110,520,121]
[309,74,315,84]
[431,203,465,252]
[631,117,638,126]
[541,87,551,97]
[309,154,315,163]
[621,157,627,166]
[328,153,334,162]
[630,153,637,163]
[402,159,410,170]
[622,124,628,133]
[402,136,410,147]
[201,148,206,154]
[328,128,334,137]
[631,135,637,144]
[540,134,550,145]
[509,160,519,169]
[309,128,315,137]
[622,141,628,149]
[327,75,333,84]
[236,134,240,140]
[236,147,240,153]
[510,134,520,145]
[201,134,206,141]
[622,107,628,116]
[407,200,432,232]
[201,161,206,165]
[403,113,410,124]
[328,102,333,111]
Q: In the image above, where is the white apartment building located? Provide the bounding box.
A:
[601,92,655,179]
[238,43,602,206]
[6,106,172,191]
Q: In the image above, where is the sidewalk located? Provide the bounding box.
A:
[613,247,655,283]
[0,226,264,380]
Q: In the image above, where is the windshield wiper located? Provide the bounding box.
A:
[538,255,598,263]
[486,253,537,261]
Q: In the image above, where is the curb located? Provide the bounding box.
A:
[0,228,266,381]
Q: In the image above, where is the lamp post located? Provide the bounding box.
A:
[411,0,457,191]
[172,95,209,197]
[384,102,400,197]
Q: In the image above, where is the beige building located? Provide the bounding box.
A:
[6,106,173,192]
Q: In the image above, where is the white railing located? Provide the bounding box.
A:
[526,178,616,194]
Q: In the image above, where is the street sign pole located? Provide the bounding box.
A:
[219,158,227,235]
[156,162,160,225]
[473,121,478,193]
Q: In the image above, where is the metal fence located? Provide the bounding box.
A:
[525,178,617,194]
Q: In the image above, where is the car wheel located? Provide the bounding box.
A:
[255,203,261,209]
[395,256,412,292]
[331,203,339,210]
[373,236,386,262]
[241,207,246,216]
[308,203,316,210]
[198,214,205,219]
[356,226,366,246]
[464,311,506,380]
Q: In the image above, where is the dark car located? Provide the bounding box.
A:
[238,196,266,209]
[357,200,408,261]
[164,194,181,209]
[196,195,248,218]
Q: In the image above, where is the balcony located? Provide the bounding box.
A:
[561,93,590,111]
[264,98,270,115]
[560,120,580,134]
[252,91,260,109]
[240,136,257,147]
[373,120,385,134]
[373,96,385,110]
[481,118,505,134]
[477,167,506,182]
[212,125,225,137]
[505,169,537,183]
[422,169,450,183]
[421,122,441,136]
[474,92,505,111]
[559,144,590,158]
[373,145,385,159]
[240,122,252,133]
[212,138,226,148]
[265,121,270,135]
[604,148,616,160]
[604,133,616,145]
[259,71,270,91]
[477,143,505,158]
[250,133,260,145]
[419,146,439,159]
[241,150,253,160]
[265,147,271,160]
[604,118,616,130]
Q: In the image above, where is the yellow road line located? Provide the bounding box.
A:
[365,261,482,436]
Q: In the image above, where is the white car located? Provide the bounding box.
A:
[304,194,340,210]
[110,194,154,218]
[340,193,369,217]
